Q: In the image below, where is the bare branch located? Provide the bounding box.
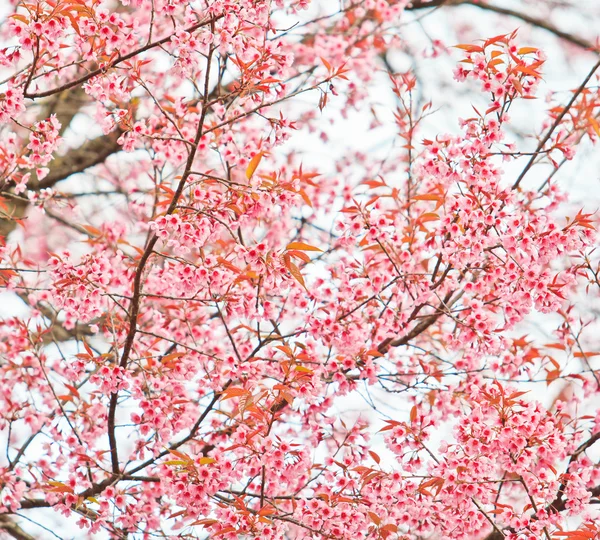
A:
[0,516,36,540]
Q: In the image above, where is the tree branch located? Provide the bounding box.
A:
[512,57,600,189]
[0,516,36,540]
[407,0,596,53]
[38,130,122,190]
[461,0,596,52]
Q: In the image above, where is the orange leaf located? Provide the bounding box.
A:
[369,450,381,464]
[320,57,332,72]
[246,152,263,179]
[410,405,418,422]
[368,512,381,525]
[287,250,311,263]
[453,44,484,53]
[288,262,306,290]
[45,481,74,493]
[212,526,237,537]
[419,212,440,223]
[286,242,322,252]
[164,460,189,466]
[161,352,185,365]
[189,518,218,527]
[221,387,249,400]
[168,449,192,461]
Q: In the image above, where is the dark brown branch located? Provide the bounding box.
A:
[40,86,88,137]
[460,0,596,52]
[0,111,122,239]
[0,516,36,540]
[16,292,99,345]
[407,0,596,53]
[378,291,461,354]
[407,0,452,9]
[38,130,122,189]
[105,23,218,477]
[125,382,231,476]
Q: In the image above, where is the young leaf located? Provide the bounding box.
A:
[246,152,263,179]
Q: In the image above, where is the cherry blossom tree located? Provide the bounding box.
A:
[1,0,600,538]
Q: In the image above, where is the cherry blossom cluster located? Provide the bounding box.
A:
[0,86,25,124]
[1,0,600,539]
[47,251,126,328]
